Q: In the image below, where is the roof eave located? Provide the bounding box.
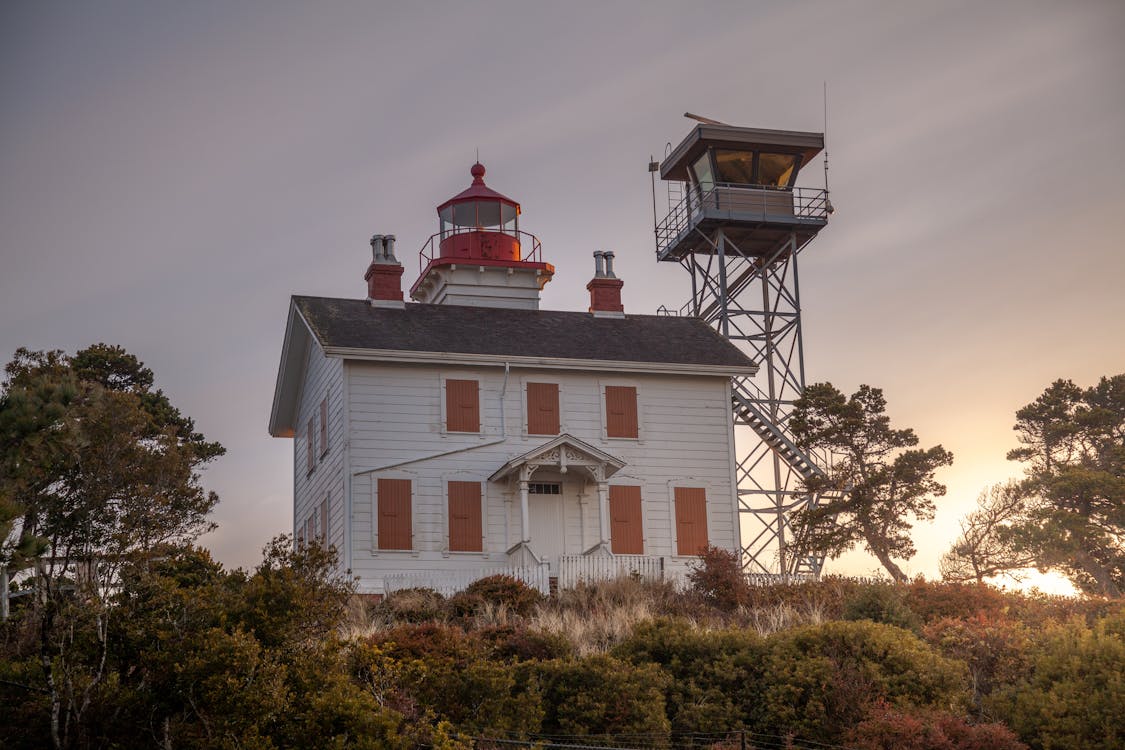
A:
[321,345,757,378]
[268,301,315,437]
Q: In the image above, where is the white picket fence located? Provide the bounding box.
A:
[382,564,551,597]
[380,559,886,598]
[556,554,672,589]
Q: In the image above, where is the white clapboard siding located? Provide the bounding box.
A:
[293,342,345,549]
[339,361,739,594]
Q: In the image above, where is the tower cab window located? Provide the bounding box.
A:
[693,149,801,190]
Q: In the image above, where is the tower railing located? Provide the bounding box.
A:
[417,229,544,273]
[656,184,829,257]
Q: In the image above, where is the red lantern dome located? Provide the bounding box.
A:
[411,163,554,308]
[435,162,522,261]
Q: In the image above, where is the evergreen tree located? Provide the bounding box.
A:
[789,383,953,582]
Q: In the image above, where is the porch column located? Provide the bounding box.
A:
[597,481,610,547]
[519,479,531,544]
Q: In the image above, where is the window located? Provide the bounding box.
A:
[319,495,329,543]
[605,385,638,438]
[609,485,644,555]
[527,382,560,435]
[674,487,708,555]
[757,152,799,187]
[528,482,561,495]
[377,478,412,550]
[446,379,480,432]
[304,513,316,546]
[691,152,715,191]
[714,150,756,184]
[319,398,329,457]
[448,481,483,552]
[306,417,316,474]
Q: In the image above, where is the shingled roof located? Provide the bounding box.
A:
[293,296,755,370]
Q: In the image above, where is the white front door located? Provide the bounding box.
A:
[529,492,565,570]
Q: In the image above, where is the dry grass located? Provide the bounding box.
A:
[338,575,833,647]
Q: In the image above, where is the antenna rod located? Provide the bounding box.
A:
[822,82,830,193]
[649,156,660,253]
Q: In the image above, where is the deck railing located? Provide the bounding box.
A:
[417,228,544,273]
[656,184,829,257]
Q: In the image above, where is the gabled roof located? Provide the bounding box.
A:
[489,433,626,482]
[270,296,756,437]
[294,296,755,371]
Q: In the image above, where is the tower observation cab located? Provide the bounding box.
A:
[655,121,837,578]
[656,125,829,262]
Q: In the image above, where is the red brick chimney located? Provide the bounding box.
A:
[365,234,405,308]
[587,251,624,317]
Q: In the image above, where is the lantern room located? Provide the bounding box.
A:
[436,162,522,262]
[412,162,554,310]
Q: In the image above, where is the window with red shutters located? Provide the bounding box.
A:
[319,398,329,457]
[605,385,638,438]
[527,382,560,435]
[448,481,483,552]
[377,478,412,550]
[306,418,316,474]
[674,487,709,555]
[446,379,480,432]
[609,485,644,554]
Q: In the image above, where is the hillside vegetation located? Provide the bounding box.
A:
[4,543,1122,750]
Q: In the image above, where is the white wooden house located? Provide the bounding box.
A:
[268,164,756,594]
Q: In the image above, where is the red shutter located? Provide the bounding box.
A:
[306,418,315,473]
[674,487,708,555]
[605,386,638,438]
[446,379,480,432]
[527,382,560,435]
[319,398,329,456]
[448,481,483,552]
[610,485,644,554]
[378,479,412,550]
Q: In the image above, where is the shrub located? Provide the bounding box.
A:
[687,545,751,610]
[475,625,575,662]
[451,575,543,619]
[614,619,765,733]
[922,613,1031,715]
[376,587,448,624]
[903,580,1011,624]
[846,703,1028,750]
[842,583,921,631]
[373,622,476,663]
[759,620,970,744]
[533,654,671,737]
[986,615,1125,750]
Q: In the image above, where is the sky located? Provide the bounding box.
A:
[2,1,1123,586]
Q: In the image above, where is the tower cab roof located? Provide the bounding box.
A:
[660,124,824,182]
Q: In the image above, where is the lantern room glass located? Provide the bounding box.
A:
[441,201,518,238]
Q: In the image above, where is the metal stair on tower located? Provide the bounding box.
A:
[731,386,825,482]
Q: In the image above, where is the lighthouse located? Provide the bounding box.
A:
[270,156,758,595]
